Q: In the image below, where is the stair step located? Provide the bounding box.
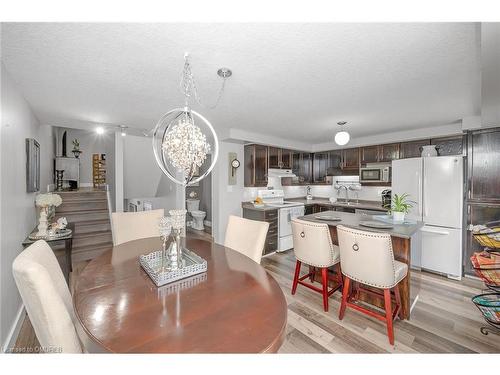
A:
[57,200,108,213]
[57,191,107,201]
[74,220,112,235]
[73,231,113,248]
[55,210,109,223]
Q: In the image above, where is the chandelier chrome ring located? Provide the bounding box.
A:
[152,107,219,186]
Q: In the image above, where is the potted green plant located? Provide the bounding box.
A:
[385,193,415,222]
[72,139,82,158]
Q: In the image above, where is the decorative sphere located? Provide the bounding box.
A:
[152,108,219,186]
[335,131,350,146]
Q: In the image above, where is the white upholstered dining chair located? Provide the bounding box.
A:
[111,209,165,246]
[12,240,83,353]
[224,215,269,264]
[290,218,342,312]
[336,225,407,345]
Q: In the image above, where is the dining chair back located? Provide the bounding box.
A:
[111,209,165,245]
[336,225,407,345]
[224,215,269,264]
[12,240,83,353]
[290,218,342,312]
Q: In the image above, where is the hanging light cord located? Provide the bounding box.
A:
[179,54,228,110]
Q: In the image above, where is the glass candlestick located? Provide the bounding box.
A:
[158,217,172,271]
[169,209,187,268]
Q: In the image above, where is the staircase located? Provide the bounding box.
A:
[55,189,113,263]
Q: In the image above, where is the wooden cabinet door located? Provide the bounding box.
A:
[301,153,312,183]
[327,150,342,170]
[268,147,280,169]
[244,145,254,187]
[281,149,292,169]
[342,148,360,169]
[361,145,379,164]
[400,139,430,159]
[469,130,500,201]
[254,145,268,186]
[431,136,464,156]
[313,152,328,183]
[379,143,400,162]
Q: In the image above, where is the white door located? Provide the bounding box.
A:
[391,158,423,221]
[423,156,463,228]
[421,225,462,278]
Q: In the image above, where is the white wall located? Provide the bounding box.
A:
[212,141,245,244]
[1,63,54,351]
[481,23,500,127]
[123,134,180,212]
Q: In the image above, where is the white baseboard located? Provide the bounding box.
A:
[2,305,25,353]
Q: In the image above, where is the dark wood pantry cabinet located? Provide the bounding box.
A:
[244,144,268,187]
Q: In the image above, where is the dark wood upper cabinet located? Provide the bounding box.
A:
[281,149,292,169]
[468,129,500,202]
[400,139,430,159]
[361,145,379,164]
[342,148,360,169]
[268,147,292,169]
[431,136,464,156]
[292,152,312,184]
[244,144,268,187]
[379,143,400,162]
[268,146,280,168]
[313,152,328,183]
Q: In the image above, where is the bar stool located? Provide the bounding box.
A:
[291,218,342,312]
[336,225,407,345]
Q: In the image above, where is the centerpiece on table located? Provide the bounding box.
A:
[35,193,62,236]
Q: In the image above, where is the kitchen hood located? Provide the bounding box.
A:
[267,168,297,178]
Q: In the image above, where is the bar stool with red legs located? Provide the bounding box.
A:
[290,218,342,312]
[336,225,407,345]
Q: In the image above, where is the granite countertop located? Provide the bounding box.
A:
[299,211,423,239]
[286,197,388,212]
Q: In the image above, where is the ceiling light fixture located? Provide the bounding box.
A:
[95,126,105,135]
[334,121,350,146]
[119,126,128,137]
[152,53,231,186]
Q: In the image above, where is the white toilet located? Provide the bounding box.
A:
[186,199,206,231]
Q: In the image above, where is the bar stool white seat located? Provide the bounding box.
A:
[337,225,407,345]
[291,218,342,312]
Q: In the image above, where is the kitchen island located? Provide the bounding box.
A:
[300,211,423,319]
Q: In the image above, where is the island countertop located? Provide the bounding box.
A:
[299,211,423,239]
[287,197,388,212]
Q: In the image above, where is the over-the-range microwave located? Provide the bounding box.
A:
[359,164,391,183]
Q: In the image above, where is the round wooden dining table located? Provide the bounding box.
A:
[73,236,287,353]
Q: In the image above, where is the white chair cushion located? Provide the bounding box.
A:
[111,209,164,245]
[291,219,340,268]
[12,240,83,353]
[224,215,269,264]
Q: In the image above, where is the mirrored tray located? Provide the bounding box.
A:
[29,228,72,241]
[140,248,208,287]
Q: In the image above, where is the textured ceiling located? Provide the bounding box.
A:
[1,23,480,143]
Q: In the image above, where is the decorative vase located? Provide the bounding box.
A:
[421,145,438,157]
[158,217,172,271]
[393,211,405,222]
[37,207,49,236]
[169,209,187,268]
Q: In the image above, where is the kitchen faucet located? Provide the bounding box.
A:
[334,184,349,203]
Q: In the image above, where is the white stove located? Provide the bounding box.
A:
[257,190,305,252]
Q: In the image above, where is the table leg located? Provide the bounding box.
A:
[65,238,73,273]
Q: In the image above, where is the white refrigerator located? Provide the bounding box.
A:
[392,156,464,279]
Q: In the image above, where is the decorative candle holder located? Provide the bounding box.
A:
[169,209,187,269]
[158,217,172,271]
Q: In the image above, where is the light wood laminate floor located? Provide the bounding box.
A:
[12,241,500,353]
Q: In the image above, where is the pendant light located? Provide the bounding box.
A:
[152,54,231,186]
[334,121,350,146]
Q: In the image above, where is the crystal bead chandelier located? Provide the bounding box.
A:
[152,54,231,186]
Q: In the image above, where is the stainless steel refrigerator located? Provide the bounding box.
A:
[392,156,464,279]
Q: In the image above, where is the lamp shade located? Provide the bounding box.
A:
[335,131,350,146]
